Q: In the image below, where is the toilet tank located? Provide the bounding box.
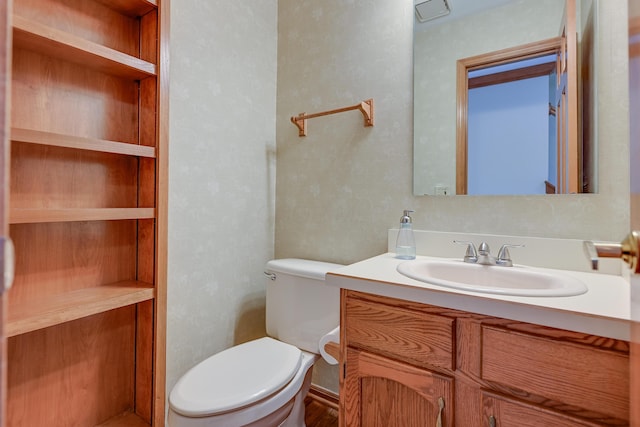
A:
[265,259,343,354]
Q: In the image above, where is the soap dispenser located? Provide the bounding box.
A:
[396,210,416,260]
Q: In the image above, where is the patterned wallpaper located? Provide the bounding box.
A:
[167,0,278,395]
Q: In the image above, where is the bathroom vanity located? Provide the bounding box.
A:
[327,248,631,427]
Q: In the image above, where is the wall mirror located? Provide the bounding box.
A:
[413,0,597,196]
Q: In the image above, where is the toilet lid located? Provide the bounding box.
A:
[169,337,302,417]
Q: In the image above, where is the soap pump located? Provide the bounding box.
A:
[396,210,416,260]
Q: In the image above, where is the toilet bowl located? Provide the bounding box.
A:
[168,259,342,427]
[168,338,317,427]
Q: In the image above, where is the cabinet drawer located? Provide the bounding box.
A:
[344,296,454,370]
[482,391,603,427]
[481,326,629,422]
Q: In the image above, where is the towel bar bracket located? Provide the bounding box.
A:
[291,98,374,137]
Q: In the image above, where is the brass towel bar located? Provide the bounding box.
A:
[290,98,374,137]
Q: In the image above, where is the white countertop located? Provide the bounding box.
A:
[326,253,631,341]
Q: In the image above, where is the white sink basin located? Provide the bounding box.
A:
[396,259,588,297]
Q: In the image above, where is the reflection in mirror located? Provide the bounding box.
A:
[413,0,597,196]
[457,39,568,195]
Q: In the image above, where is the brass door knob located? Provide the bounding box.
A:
[584,231,640,273]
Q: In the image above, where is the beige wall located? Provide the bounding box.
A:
[276,0,630,267]
[167,0,278,393]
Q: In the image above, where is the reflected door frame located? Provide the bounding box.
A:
[456,0,578,195]
[456,38,565,194]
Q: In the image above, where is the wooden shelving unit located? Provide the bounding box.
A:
[5,0,168,425]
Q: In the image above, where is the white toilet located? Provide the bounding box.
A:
[168,259,342,427]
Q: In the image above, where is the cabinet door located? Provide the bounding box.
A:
[342,347,453,427]
[483,392,605,427]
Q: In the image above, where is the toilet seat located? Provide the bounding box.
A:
[169,337,302,417]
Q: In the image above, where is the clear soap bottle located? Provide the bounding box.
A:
[396,210,416,260]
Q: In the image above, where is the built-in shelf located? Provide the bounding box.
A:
[6,0,166,423]
[7,281,155,337]
[11,128,156,158]
[94,0,157,18]
[12,14,157,80]
[10,208,155,224]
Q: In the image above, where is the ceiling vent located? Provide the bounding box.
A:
[415,0,451,23]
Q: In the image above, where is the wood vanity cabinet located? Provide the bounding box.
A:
[5,0,168,425]
[342,293,455,427]
[340,290,630,427]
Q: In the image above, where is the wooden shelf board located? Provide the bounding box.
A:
[12,128,156,158]
[13,15,156,80]
[10,208,155,224]
[7,281,155,337]
[97,411,150,427]
[94,0,157,18]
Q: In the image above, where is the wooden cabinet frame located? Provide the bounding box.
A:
[340,290,630,426]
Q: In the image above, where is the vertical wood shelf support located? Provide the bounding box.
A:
[290,98,374,137]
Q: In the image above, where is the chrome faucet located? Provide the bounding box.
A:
[454,241,523,267]
[476,242,496,265]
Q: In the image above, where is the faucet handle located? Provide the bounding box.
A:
[478,242,491,255]
[454,240,478,263]
[496,244,524,267]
